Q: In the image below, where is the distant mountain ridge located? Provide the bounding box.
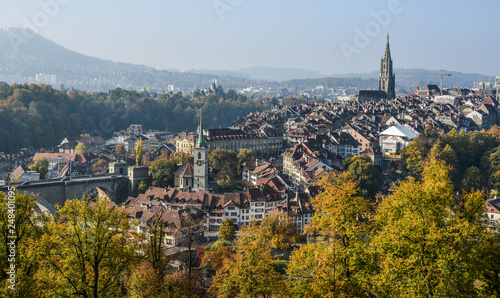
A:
[0,28,142,70]
[190,66,326,82]
[0,28,257,91]
[0,28,495,91]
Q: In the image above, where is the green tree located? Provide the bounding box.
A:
[443,129,475,172]
[34,197,137,297]
[35,156,49,179]
[136,138,143,166]
[218,219,236,242]
[150,159,178,188]
[430,142,459,185]
[237,148,255,172]
[470,129,499,165]
[204,239,231,254]
[208,148,238,175]
[136,180,149,194]
[372,159,489,297]
[347,156,382,200]
[217,164,235,188]
[75,143,88,154]
[401,138,425,178]
[462,166,485,191]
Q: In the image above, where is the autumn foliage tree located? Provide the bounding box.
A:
[75,143,88,154]
[33,197,138,297]
[287,171,374,297]
[136,138,143,166]
[218,218,236,242]
[114,143,126,159]
[247,214,301,251]
[372,159,492,297]
[92,159,109,174]
[210,224,288,297]
[0,190,47,296]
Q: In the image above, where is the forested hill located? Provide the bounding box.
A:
[0,83,275,153]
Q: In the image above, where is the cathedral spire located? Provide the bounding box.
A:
[384,34,391,60]
[378,33,395,99]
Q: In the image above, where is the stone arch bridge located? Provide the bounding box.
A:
[0,175,131,210]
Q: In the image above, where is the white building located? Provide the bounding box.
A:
[379,125,419,168]
[379,125,419,155]
[35,73,57,85]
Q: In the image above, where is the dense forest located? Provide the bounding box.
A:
[0,83,281,153]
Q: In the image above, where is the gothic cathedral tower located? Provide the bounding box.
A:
[378,34,395,100]
[193,112,208,191]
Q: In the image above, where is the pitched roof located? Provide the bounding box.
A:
[33,153,77,162]
[12,166,25,179]
[380,125,419,139]
[174,163,193,177]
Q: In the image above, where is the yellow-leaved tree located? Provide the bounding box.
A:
[209,216,293,297]
[372,158,492,297]
[287,171,374,297]
[32,197,138,297]
[136,138,143,166]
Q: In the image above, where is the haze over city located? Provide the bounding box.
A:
[0,0,498,76]
[3,1,500,297]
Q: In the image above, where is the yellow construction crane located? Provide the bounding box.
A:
[403,70,452,95]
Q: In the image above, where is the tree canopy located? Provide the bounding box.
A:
[150,159,178,188]
[218,218,236,242]
[35,156,49,179]
[0,83,274,153]
[75,143,88,154]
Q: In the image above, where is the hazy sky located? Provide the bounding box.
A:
[0,0,498,75]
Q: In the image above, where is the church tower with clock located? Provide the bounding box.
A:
[193,113,208,191]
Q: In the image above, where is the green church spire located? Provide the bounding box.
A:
[195,110,206,148]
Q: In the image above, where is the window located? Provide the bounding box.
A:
[225,213,228,216]
[256,208,264,213]
[198,152,201,159]
[231,212,237,216]
[255,203,264,207]
[228,207,235,210]
[255,214,263,219]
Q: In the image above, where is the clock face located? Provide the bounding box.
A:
[196,160,203,166]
